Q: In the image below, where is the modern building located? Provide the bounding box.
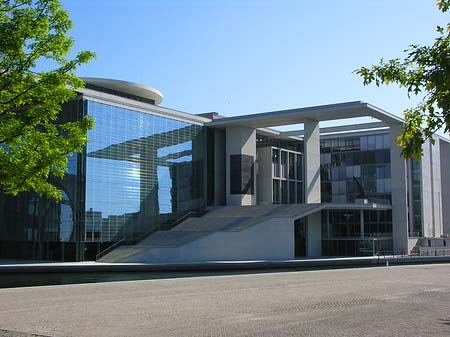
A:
[0,78,449,262]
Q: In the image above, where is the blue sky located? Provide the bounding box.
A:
[61,0,447,128]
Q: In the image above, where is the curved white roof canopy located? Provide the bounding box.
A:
[81,77,163,105]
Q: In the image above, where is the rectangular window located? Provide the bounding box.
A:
[273,179,280,204]
[289,153,296,179]
[289,181,296,203]
[360,136,368,151]
[296,154,303,180]
[281,151,288,178]
[297,182,304,203]
[376,135,383,149]
[281,180,288,204]
[368,135,376,150]
[272,149,280,177]
[383,134,390,149]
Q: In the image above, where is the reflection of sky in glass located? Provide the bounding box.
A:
[84,101,201,227]
[85,158,141,217]
[167,155,192,163]
[157,166,172,214]
[157,141,192,158]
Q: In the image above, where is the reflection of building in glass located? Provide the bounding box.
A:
[1,77,449,262]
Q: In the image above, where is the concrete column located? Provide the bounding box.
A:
[389,123,409,252]
[307,212,321,257]
[256,147,273,205]
[304,119,321,204]
[360,209,364,239]
[430,137,443,237]
[214,129,226,206]
[439,139,450,235]
[304,120,321,256]
[420,138,443,238]
[226,126,257,206]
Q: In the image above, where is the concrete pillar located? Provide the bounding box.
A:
[360,209,364,239]
[304,120,321,256]
[304,119,321,203]
[421,137,443,238]
[214,129,226,206]
[389,123,409,253]
[421,139,433,237]
[439,139,450,235]
[430,137,443,237]
[307,212,321,257]
[226,127,256,206]
[256,147,273,205]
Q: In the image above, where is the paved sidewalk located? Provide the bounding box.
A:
[0,263,449,337]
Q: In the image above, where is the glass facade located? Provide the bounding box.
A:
[0,93,429,261]
[0,98,206,261]
[272,148,304,204]
[320,134,391,204]
[321,209,393,256]
[84,101,205,243]
[409,159,423,237]
[0,100,85,261]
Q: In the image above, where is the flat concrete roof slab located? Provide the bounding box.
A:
[207,101,403,128]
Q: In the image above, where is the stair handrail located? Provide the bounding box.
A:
[95,238,125,261]
[95,209,207,260]
[130,209,207,243]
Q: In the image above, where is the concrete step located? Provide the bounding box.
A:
[100,203,328,263]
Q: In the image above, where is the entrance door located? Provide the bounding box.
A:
[294,218,307,257]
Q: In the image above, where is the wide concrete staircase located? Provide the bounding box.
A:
[99,203,325,263]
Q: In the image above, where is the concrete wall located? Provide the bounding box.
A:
[389,123,409,252]
[431,138,443,237]
[256,147,273,205]
[421,140,433,237]
[122,218,295,263]
[440,139,450,235]
[226,127,257,206]
[421,138,443,237]
[304,119,321,203]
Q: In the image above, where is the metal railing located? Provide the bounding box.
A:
[130,209,207,244]
[96,239,125,261]
[376,250,408,258]
[377,248,450,259]
[95,209,207,261]
[417,247,450,257]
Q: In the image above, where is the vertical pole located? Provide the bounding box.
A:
[360,209,364,239]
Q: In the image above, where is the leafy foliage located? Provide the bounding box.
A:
[354,0,450,159]
[0,0,94,200]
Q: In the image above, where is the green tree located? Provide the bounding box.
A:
[355,0,450,159]
[0,0,94,200]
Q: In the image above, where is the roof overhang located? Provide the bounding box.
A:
[81,77,164,105]
[207,101,403,129]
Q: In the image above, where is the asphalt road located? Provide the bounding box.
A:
[0,264,449,337]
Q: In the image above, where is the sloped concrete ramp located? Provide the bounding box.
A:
[100,204,326,263]
[100,203,389,263]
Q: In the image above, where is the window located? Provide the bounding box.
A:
[273,180,280,204]
[272,149,280,177]
[289,153,296,179]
